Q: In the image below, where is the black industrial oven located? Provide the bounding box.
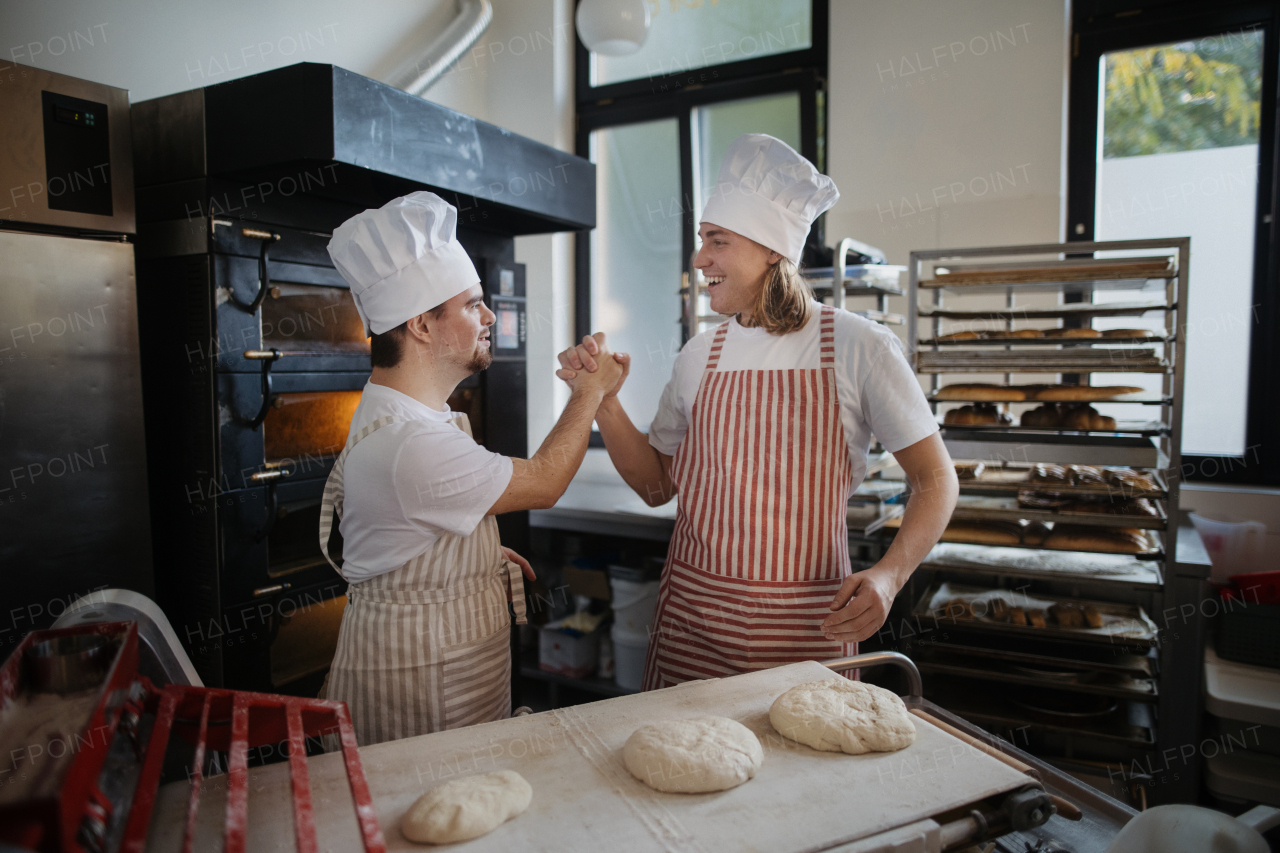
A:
[131,63,594,694]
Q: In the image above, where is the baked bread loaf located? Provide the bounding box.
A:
[1049,603,1085,628]
[1103,468,1157,492]
[942,521,1024,546]
[944,403,1011,425]
[1021,403,1064,428]
[1083,605,1104,629]
[1008,607,1028,626]
[1021,404,1116,430]
[1045,328,1100,338]
[1022,521,1051,545]
[1007,329,1044,338]
[1028,610,1048,628]
[1061,497,1158,517]
[954,461,985,480]
[936,384,1024,401]
[1029,463,1070,486]
[1043,524,1149,554]
[1067,465,1107,487]
[1103,328,1151,338]
[1018,490,1073,509]
[1032,385,1144,401]
[938,330,984,340]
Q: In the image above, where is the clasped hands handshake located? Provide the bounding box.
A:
[555,333,630,399]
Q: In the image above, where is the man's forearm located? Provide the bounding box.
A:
[873,478,957,590]
[594,396,673,505]
[530,387,604,493]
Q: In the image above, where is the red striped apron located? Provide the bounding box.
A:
[642,305,857,690]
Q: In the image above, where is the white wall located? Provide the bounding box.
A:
[0,0,578,454]
[826,0,1069,261]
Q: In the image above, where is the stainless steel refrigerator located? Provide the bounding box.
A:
[0,63,152,634]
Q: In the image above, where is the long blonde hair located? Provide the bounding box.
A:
[738,258,812,335]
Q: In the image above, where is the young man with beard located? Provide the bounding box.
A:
[320,192,624,745]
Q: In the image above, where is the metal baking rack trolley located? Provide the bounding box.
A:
[899,238,1203,805]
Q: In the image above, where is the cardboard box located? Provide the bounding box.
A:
[538,617,600,678]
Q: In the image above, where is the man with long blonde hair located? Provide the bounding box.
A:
[560,134,957,688]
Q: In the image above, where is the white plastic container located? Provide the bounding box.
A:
[611,625,649,691]
[1190,513,1268,585]
[609,576,660,636]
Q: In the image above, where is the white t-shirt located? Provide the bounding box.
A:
[338,381,513,582]
[648,302,938,492]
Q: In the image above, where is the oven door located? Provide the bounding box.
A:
[211,222,370,374]
[218,371,367,488]
[219,476,344,607]
[212,577,348,694]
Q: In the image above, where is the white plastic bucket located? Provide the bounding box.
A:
[611,625,649,691]
[610,577,660,636]
[1189,512,1268,585]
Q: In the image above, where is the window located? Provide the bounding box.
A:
[575,0,827,434]
[590,0,812,88]
[1068,3,1280,484]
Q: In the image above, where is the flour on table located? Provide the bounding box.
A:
[400,770,532,844]
[769,679,916,754]
[623,715,763,793]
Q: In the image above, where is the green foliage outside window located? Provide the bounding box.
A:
[1103,29,1263,158]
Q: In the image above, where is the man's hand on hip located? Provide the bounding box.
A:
[821,565,898,643]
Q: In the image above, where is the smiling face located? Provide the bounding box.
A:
[426,284,496,374]
[694,224,782,321]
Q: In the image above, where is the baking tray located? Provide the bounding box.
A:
[907,639,1155,679]
[884,517,1165,558]
[918,350,1168,373]
[930,394,1167,406]
[914,658,1157,702]
[920,542,1163,587]
[941,431,1162,468]
[920,301,1171,320]
[955,465,1167,498]
[803,264,905,295]
[942,420,1168,438]
[919,333,1171,346]
[950,495,1168,531]
[911,582,1159,646]
[927,687,1155,748]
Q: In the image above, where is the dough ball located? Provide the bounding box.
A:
[623,716,763,793]
[401,770,532,844]
[769,679,916,755]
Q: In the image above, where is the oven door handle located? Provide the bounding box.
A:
[240,348,282,430]
[226,228,281,314]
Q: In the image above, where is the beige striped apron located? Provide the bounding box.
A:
[318,413,527,746]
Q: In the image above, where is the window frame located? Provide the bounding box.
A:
[1068,1,1280,485]
[575,0,828,105]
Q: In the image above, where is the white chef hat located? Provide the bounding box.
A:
[699,133,839,266]
[327,191,480,336]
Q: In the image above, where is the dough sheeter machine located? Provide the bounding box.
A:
[0,593,1135,852]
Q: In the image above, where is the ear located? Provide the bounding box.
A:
[767,250,784,265]
[404,312,433,347]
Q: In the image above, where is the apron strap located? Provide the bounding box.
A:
[503,559,528,625]
[319,415,403,575]
[819,304,836,367]
[702,321,732,376]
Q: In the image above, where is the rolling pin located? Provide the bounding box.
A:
[910,708,1083,821]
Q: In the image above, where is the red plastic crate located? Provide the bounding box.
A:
[121,686,386,853]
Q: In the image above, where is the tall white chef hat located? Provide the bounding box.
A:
[699,133,839,266]
[327,191,480,336]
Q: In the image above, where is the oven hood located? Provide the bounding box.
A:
[132,63,594,236]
